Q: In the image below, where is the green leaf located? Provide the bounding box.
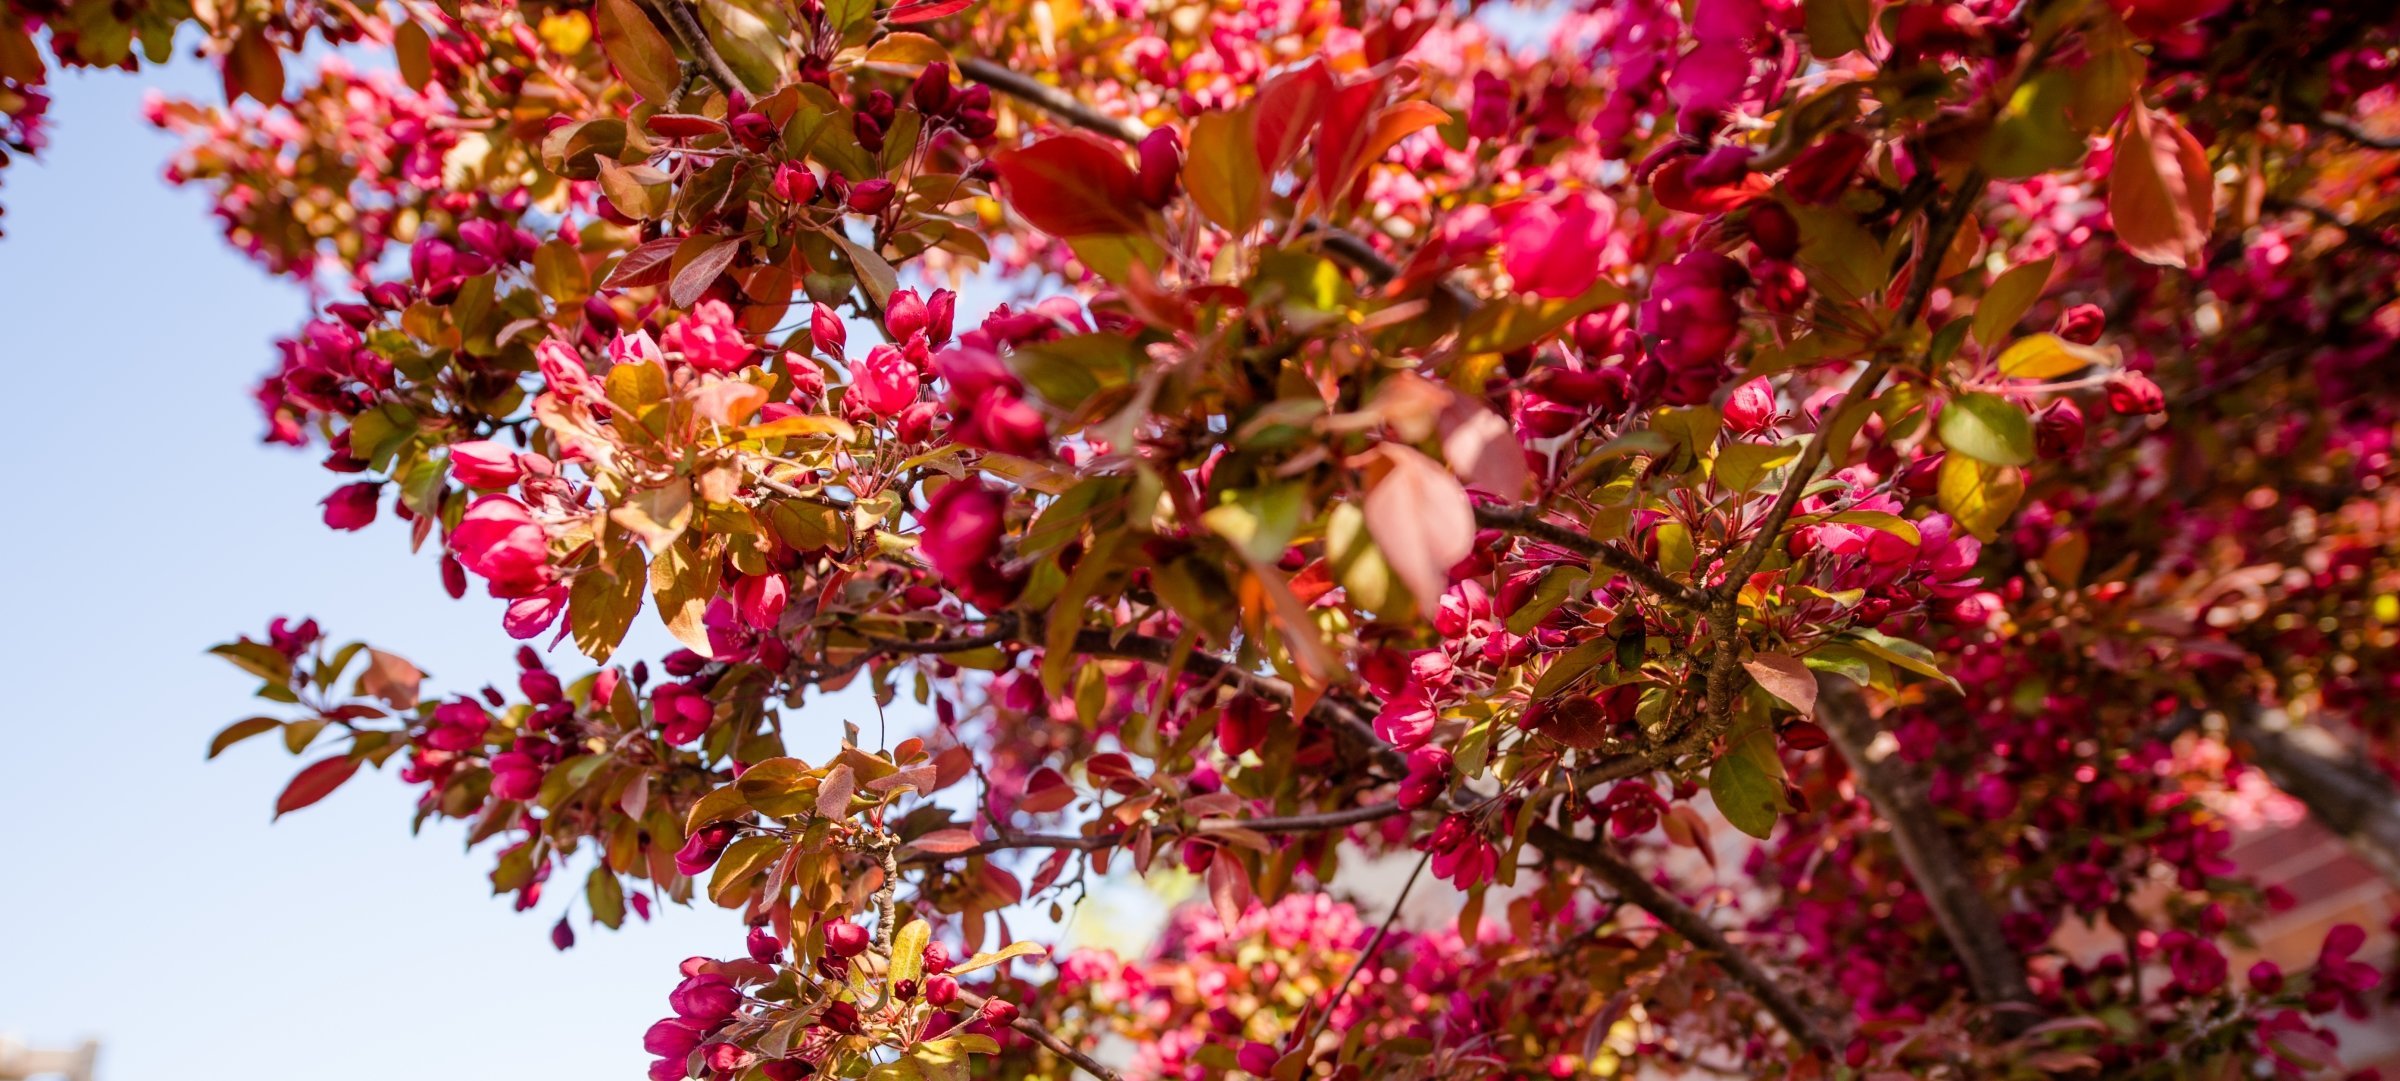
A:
[736,757,817,817]
[1824,509,1921,545]
[1995,332,2108,379]
[890,918,932,984]
[587,866,627,929]
[1531,636,1616,699]
[1937,451,2024,542]
[1714,441,1797,494]
[696,0,789,94]
[1459,275,1626,354]
[1843,628,1963,692]
[1201,484,1306,564]
[1708,727,1791,839]
[1802,0,1870,58]
[1938,392,2035,466]
[1972,257,2055,350]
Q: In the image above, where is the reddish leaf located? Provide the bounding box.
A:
[1253,60,1337,174]
[668,235,742,309]
[603,237,683,288]
[1207,847,1253,931]
[595,0,682,103]
[906,828,982,855]
[274,756,360,818]
[356,647,423,709]
[990,133,1149,238]
[1361,444,1475,620]
[2108,103,2213,269]
[886,0,978,23]
[1742,653,1818,717]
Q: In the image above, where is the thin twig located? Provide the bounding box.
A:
[1474,503,1708,610]
[1301,849,1430,1052]
[2313,112,2400,151]
[957,57,1145,143]
[907,801,1407,864]
[646,0,744,97]
[953,987,1125,1081]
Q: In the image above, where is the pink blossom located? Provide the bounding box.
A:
[451,495,553,597]
[849,344,919,417]
[1500,190,1618,299]
[661,300,753,373]
[448,440,520,489]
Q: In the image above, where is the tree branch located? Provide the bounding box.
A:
[2229,705,2400,888]
[1474,503,1708,610]
[1529,822,1844,1055]
[1817,676,2033,1024]
[911,800,1406,863]
[2312,111,2400,151]
[953,987,1124,1081]
[646,0,744,98]
[957,57,1145,143]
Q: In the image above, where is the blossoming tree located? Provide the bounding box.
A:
[11,0,2400,1074]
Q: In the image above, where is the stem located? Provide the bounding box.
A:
[953,987,1125,1081]
[647,0,744,97]
[1474,503,1708,610]
[956,58,1145,143]
[1300,849,1430,1053]
[911,801,1407,863]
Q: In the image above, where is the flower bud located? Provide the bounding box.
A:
[2055,303,2105,345]
[2034,398,2086,458]
[810,302,848,357]
[911,61,953,114]
[822,920,870,958]
[1135,128,1182,209]
[923,973,959,1006]
[978,998,1019,1027]
[773,163,820,204]
[2103,370,2165,416]
[846,178,896,213]
[321,482,381,531]
[1722,377,1778,435]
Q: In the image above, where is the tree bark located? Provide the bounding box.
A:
[1817,676,2034,1022]
[2230,707,2400,888]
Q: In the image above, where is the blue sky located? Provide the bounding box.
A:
[0,58,875,1081]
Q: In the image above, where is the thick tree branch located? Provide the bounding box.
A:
[953,987,1125,1081]
[1474,503,1709,610]
[1817,677,2033,1024]
[2230,706,2400,888]
[1529,823,1844,1055]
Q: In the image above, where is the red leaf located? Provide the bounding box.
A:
[1361,443,1475,620]
[2107,104,2213,269]
[668,235,742,309]
[886,0,977,23]
[1253,60,1337,174]
[990,133,1149,238]
[274,756,360,818]
[645,113,729,139]
[602,237,683,289]
[1207,847,1253,931]
[906,828,982,855]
